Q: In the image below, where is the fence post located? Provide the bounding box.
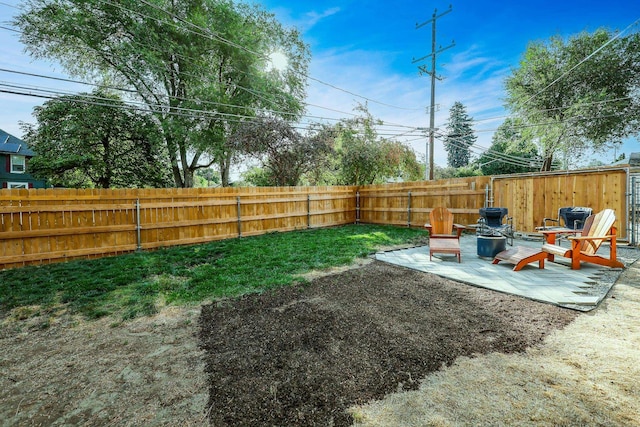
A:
[236,196,242,237]
[307,194,311,229]
[356,191,360,224]
[632,176,637,246]
[135,198,142,251]
[484,185,490,208]
[407,191,412,227]
[237,196,242,237]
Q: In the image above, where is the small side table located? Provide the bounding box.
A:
[429,238,461,263]
[477,234,506,258]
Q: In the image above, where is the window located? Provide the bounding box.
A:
[11,155,26,173]
[8,182,28,189]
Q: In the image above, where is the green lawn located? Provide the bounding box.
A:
[0,224,428,321]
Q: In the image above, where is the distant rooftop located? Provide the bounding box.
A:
[0,128,35,156]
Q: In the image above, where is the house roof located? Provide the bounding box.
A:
[0,128,35,156]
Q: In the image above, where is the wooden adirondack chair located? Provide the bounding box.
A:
[424,207,465,262]
[541,208,624,270]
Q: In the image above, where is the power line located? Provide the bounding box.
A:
[0,17,421,129]
[0,24,19,33]
[437,95,636,129]
[103,0,426,112]
[5,3,637,166]
[516,17,640,110]
[4,74,632,144]
[0,65,422,135]
[432,104,640,169]
[3,62,634,143]
[435,131,545,169]
[3,77,631,171]
[0,80,428,140]
[304,75,424,111]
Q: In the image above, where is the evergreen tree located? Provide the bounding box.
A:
[443,102,476,168]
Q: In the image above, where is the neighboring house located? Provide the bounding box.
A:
[611,151,640,167]
[0,128,47,189]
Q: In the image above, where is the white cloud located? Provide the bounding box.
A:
[271,6,341,33]
[303,7,341,31]
[303,43,517,167]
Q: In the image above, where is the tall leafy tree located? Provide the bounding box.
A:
[334,105,385,185]
[22,90,171,188]
[333,104,423,185]
[240,166,272,187]
[231,117,334,186]
[505,29,640,171]
[443,102,476,168]
[476,118,540,175]
[15,0,309,187]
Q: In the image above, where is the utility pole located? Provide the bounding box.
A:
[413,5,454,180]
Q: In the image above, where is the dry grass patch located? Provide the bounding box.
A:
[350,263,640,427]
[0,306,207,426]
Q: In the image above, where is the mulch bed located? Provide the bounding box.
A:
[199,261,578,426]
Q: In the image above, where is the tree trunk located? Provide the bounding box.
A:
[220,161,230,187]
[183,168,194,188]
[171,165,183,187]
[219,152,233,187]
[540,155,554,172]
[163,131,184,188]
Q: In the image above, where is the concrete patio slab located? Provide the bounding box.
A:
[375,235,639,311]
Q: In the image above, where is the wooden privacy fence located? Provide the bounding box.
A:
[357,177,491,228]
[0,186,356,269]
[356,167,633,239]
[491,167,629,239]
[0,167,634,269]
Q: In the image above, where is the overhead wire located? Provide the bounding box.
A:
[438,95,638,129]
[7,55,624,133]
[0,65,421,133]
[1,71,633,154]
[0,79,428,140]
[1,10,421,130]
[105,0,427,112]
[2,56,634,149]
[1,6,328,123]
[430,18,640,167]
[6,0,639,123]
[435,127,541,167]
[517,17,640,110]
[430,103,640,168]
[434,131,545,169]
[4,1,638,163]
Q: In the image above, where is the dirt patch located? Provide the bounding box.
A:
[5,255,637,426]
[199,261,578,426]
[350,261,640,426]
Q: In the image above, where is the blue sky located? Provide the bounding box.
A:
[1,0,639,169]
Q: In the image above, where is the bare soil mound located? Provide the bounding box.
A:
[199,261,578,426]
